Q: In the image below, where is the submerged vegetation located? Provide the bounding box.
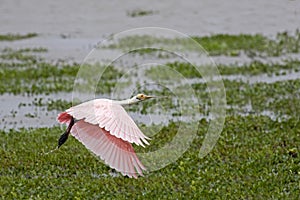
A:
[1,30,300,199]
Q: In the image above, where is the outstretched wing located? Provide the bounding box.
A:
[71,120,146,178]
[66,99,150,146]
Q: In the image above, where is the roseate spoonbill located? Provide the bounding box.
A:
[56,94,154,178]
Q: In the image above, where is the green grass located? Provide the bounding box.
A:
[0,33,38,41]
[0,116,299,199]
[0,62,124,95]
[193,30,300,56]
[20,98,73,111]
[0,48,125,95]
[218,60,300,76]
[192,34,268,56]
[127,9,156,17]
[0,48,42,64]
[0,62,79,94]
[107,30,300,57]
[145,59,300,80]
[191,78,300,117]
[1,30,300,199]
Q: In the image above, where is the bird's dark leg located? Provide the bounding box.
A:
[58,117,75,148]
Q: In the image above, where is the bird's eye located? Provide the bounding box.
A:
[136,94,144,100]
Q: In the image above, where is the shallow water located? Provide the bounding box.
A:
[1,0,300,61]
[2,0,299,36]
[0,93,64,130]
[1,67,298,130]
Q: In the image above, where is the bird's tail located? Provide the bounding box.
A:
[43,115,75,155]
[58,117,75,148]
[57,112,72,124]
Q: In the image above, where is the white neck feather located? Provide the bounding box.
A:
[112,97,139,105]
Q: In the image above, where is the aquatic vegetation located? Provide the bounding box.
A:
[1,116,299,199]
[218,60,300,76]
[192,34,268,56]
[192,78,300,118]
[146,61,202,79]
[2,47,48,53]
[1,30,300,199]
[193,30,300,56]
[0,61,79,94]
[0,49,41,63]
[107,30,300,57]
[145,59,300,80]
[0,49,125,95]
[0,33,38,41]
[127,9,157,17]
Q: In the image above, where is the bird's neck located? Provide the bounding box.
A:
[112,98,138,105]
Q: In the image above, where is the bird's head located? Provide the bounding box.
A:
[134,93,154,101]
[124,93,167,105]
[128,93,155,104]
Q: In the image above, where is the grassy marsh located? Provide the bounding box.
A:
[145,60,300,81]
[0,48,125,95]
[0,116,299,199]
[107,30,300,57]
[1,30,300,199]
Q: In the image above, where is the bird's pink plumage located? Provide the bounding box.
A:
[56,99,149,178]
[71,120,145,178]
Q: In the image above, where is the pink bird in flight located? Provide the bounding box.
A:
[56,93,154,178]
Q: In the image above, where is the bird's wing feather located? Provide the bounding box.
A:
[66,99,150,146]
[71,120,145,178]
